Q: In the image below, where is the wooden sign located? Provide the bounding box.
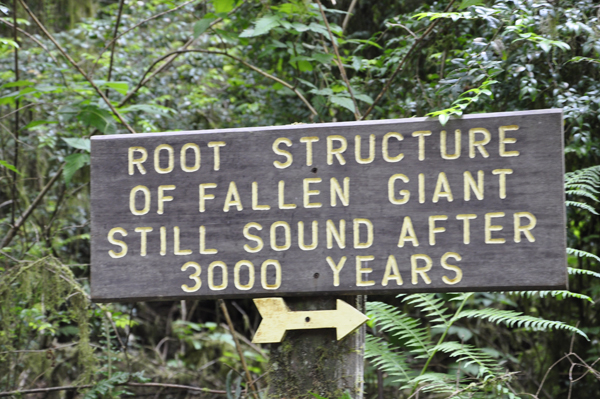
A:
[90,109,567,302]
[252,298,369,343]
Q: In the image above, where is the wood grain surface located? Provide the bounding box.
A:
[91,109,567,302]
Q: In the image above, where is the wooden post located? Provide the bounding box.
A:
[265,295,366,399]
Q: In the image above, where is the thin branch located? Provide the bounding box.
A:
[536,353,573,397]
[118,0,246,107]
[126,382,226,394]
[342,0,358,33]
[361,0,458,120]
[17,0,136,134]
[0,19,59,65]
[218,300,259,399]
[0,165,63,249]
[106,0,127,94]
[0,342,78,355]
[133,49,319,118]
[0,102,44,121]
[219,323,267,359]
[0,382,228,397]
[315,0,361,120]
[91,0,199,76]
[12,0,20,229]
[387,23,418,39]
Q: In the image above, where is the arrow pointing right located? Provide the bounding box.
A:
[252,298,369,344]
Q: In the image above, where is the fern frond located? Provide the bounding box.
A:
[401,293,450,328]
[365,335,412,384]
[402,372,455,393]
[564,182,599,194]
[565,166,600,211]
[567,247,600,263]
[431,342,501,377]
[457,309,588,339]
[568,267,600,279]
[449,292,474,302]
[565,189,599,202]
[565,165,600,184]
[565,200,598,214]
[506,290,593,302]
[367,301,431,357]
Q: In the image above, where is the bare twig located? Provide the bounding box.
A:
[387,23,418,39]
[12,0,20,228]
[106,0,127,95]
[536,352,575,397]
[0,20,58,64]
[17,0,136,134]
[219,323,267,359]
[0,382,228,397]
[0,20,69,87]
[342,0,358,33]
[218,300,259,399]
[0,342,78,355]
[361,0,458,120]
[118,0,246,107]
[0,165,63,249]
[91,0,198,76]
[0,102,44,121]
[126,382,226,394]
[315,0,361,120]
[133,49,319,118]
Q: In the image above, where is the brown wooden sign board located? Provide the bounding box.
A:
[90,109,566,302]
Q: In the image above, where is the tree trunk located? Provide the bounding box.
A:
[266,295,366,399]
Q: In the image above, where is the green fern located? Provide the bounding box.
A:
[568,267,600,279]
[565,200,598,214]
[401,293,451,328]
[565,189,599,202]
[506,290,593,302]
[364,335,412,383]
[431,341,501,377]
[565,165,600,214]
[366,301,431,358]
[402,372,455,393]
[567,247,600,263]
[456,308,587,339]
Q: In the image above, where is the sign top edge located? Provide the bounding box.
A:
[91,108,563,141]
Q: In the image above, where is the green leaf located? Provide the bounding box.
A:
[118,104,174,116]
[0,159,21,175]
[0,37,18,48]
[62,137,91,152]
[354,93,373,105]
[297,60,313,72]
[78,106,117,135]
[274,3,304,14]
[439,113,450,126]
[330,95,355,113]
[102,82,129,95]
[313,52,334,64]
[458,0,485,10]
[193,17,216,38]
[64,153,90,183]
[214,0,235,14]
[240,14,280,37]
[1,80,34,89]
[21,120,58,130]
[568,56,600,64]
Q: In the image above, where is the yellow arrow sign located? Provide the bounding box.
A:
[252,297,369,344]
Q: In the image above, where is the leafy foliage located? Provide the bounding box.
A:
[1,0,600,397]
